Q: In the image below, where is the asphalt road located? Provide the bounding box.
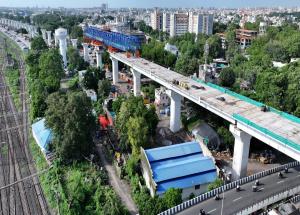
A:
[178,166,300,215]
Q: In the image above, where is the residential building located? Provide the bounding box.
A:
[155,87,170,109]
[141,141,217,199]
[164,43,179,56]
[170,12,189,37]
[199,59,229,83]
[188,12,214,35]
[151,9,162,30]
[235,29,258,49]
[259,21,267,36]
[162,12,170,33]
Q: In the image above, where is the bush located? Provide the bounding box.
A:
[207,178,223,191]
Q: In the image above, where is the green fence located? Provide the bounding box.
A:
[233,113,300,152]
[191,77,300,125]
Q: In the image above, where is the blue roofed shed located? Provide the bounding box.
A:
[141,141,217,199]
[32,118,52,154]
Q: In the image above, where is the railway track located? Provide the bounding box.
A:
[0,36,51,215]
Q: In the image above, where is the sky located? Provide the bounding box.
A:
[1,0,300,9]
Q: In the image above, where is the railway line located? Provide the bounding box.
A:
[0,36,50,215]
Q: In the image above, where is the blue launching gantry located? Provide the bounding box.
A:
[84,26,144,54]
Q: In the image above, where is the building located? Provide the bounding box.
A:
[151,9,162,31]
[141,141,217,199]
[188,12,214,36]
[170,13,189,37]
[216,33,227,49]
[199,59,229,83]
[32,118,52,154]
[162,12,170,33]
[259,22,267,36]
[236,29,258,49]
[164,43,179,56]
[155,87,170,109]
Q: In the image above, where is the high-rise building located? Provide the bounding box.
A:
[162,12,170,33]
[170,13,189,37]
[151,9,162,31]
[188,12,214,36]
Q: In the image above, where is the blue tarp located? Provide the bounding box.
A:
[32,118,52,153]
[144,142,217,193]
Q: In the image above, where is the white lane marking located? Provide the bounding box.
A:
[233,197,242,202]
[257,187,264,192]
[277,180,284,184]
[207,208,217,214]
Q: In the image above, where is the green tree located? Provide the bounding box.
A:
[217,126,234,150]
[163,188,182,208]
[31,36,48,52]
[219,67,236,88]
[45,91,96,162]
[207,178,223,191]
[39,49,64,93]
[127,117,149,155]
[67,47,88,71]
[98,79,111,98]
[70,25,83,39]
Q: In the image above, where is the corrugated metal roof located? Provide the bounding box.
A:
[32,118,52,152]
[144,141,217,193]
[145,141,202,162]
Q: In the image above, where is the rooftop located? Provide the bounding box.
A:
[31,118,52,153]
[144,142,217,194]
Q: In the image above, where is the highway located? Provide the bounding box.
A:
[110,52,300,161]
[177,166,300,215]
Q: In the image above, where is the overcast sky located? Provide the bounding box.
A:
[1,0,300,8]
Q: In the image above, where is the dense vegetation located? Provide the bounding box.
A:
[25,35,127,214]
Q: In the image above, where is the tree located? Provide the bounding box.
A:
[217,126,234,150]
[219,67,236,88]
[98,79,112,99]
[163,188,182,208]
[70,25,83,39]
[39,49,64,93]
[207,178,223,191]
[30,36,48,52]
[127,117,149,155]
[45,91,96,162]
[175,55,199,76]
[67,47,87,71]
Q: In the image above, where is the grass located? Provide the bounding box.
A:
[4,68,21,110]
[0,144,8,155]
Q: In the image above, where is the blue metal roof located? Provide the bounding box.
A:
[32,118,52,152]
[145,141,202,162]
[144,142,217,194]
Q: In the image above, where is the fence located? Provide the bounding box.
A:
[158,161,300,215]
[236,185,300,215]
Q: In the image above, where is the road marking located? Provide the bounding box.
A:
[277,180,284,184]
[233,197,242,202]
[258,187,265,192]
[207,208,217,214]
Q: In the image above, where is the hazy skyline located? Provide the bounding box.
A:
[1,0,300,9]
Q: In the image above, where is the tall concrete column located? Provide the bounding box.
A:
[230,124,252,180]
[82,43,89,62]
[166,89,182,133]
[71,39,78,49]
[96,50,103,69]
[55,28,68,67]
[46,31,52,46]
[110,57,119,85]
[131,68,141,96]
[41,29,47,42]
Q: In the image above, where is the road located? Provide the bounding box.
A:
[0,31,50,215]
[96,144,138,215]
[177,166,300,215]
